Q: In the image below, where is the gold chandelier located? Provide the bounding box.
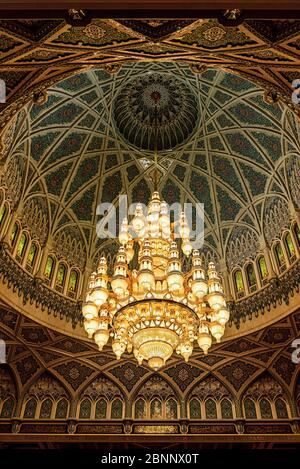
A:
[82,191,229,371]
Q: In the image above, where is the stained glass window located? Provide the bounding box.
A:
[166,398,177,419]
[40,398,53,419]
[189,398,201,419]
[23,397,37,418]
[79,398,91,419]
[285,233,295,259]
[150,399,162,419]
[294,223,300,246]
[246,263,256,287]
[10,223,19,246]
[0,204,7,227]
[274,243,285,267]
[111,398,123,419]
[56,264,66,287]
[44,256,54,279]
[244,398,257,419]
[0,397,15,418]
[27,243,37,267]
[135,398,146,419]
[221,398,233,419]
[275,398,288,418]
[55,398,69,419]
[259,398,273,419]
[234,270,244,293]
[17,233,28,258]
[258,256,268,279]
[95,399,107,419]
[68,270,78,292]
[205,398,217,419]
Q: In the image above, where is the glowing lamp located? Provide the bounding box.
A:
[82,301,98,320]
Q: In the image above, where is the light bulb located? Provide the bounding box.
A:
[94,329,109,351]
[82,302,98,320]
[216,308,230,325]
[197,332,212,355]
[209,321,225,342]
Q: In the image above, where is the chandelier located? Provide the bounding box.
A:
[82,191,229,371]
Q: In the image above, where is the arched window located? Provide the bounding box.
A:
[44,256,55,281]
[0,204,7,228]
[55,263,67,293]
[275,398,288,418]
[111,398,123,419]
[16,232,28,260]
[79,398,91,419]
[246,263,257,293]
[150,398,162,419]
[284,233,296,262]
[244,398,257,419]
[205,398,217,419]
[221,398,233,419]
[294,223,300,247]
[259,398,273,419]
[10,222,19,247]
[274,242,286,272]
[26,242,38,271]
[189,398,201,419]
[166,398,178,419]
[233,270,245,298]
[55,398,69,419]
[0,396,15,418]
[95,398,107,419]
[23,397,37,419]
[135,398,146,419]
[257,256,268,284]
[67,270,79,298]
[39,398,53,419]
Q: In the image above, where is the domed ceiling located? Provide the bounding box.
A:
[5,62,300,269]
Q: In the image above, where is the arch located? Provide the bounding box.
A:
[259,398,273,419]
[245,262,257,293]
[10,221,20,247]
[150,398,162,419]
[293,222,300,247]
[26,241,39,272]
[166,397,178,419]
[55,397,69,419]
[67,269,80,298]
[39,397,53,419]
[205,398,217,419]
[0,202,9,231]
[275,398,289,418]
[220,398,233,419]
[0,396,15,418]
[16,231,29,260]
[134,397,146,419]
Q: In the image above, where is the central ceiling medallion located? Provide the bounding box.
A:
[82,192,229,371]
[113,72,199,151]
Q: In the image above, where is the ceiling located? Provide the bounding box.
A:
[4,60,299,267]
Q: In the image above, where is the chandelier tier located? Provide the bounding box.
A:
[82,191,230,371]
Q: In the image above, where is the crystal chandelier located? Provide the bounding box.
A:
[82,191,229,371]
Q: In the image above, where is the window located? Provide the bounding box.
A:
[40,398,53,419]
[259,398,273,419]
[244,398,257,419]
[284,233,296,261]
[150,399,162,419]
[55,263,67,292]
[294,223,300,247]
[44,256,55,280]
[95,398,107,419]
[205,398,217,419]
[166,398,177,419]
[16,232,28,259]
[10,223,19,247]
[275,398,288,418]
[23,397,37,418]
[189,398,201,419]
[67,270,79,298]
[274,242,285,271]
[0,397,15,418]
[26,242,38,270]
[258,256,268,283]
[246,263,257,292]
[221,398,233,419]
[55,398,69,419]
[111,398,123,419]
[0,204,7,228]
[233,270,245,298]
[79,398,91,419]
[135,398,146,419]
